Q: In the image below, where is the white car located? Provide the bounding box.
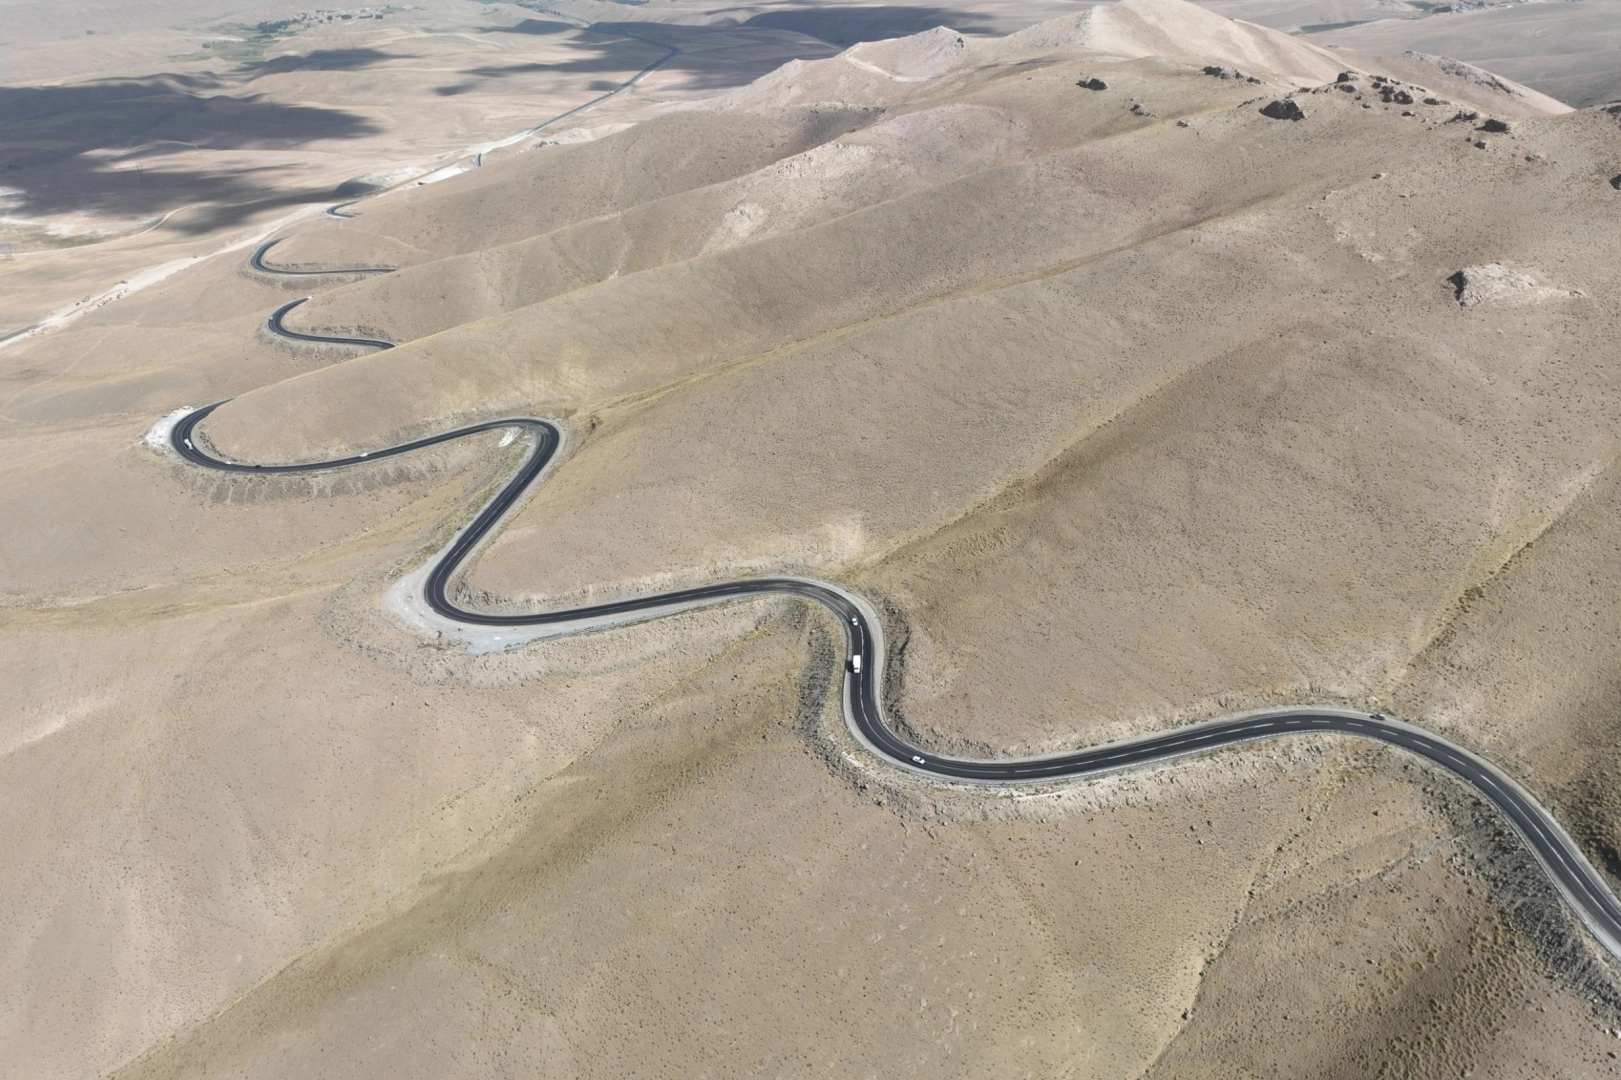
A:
[850,654,862,674]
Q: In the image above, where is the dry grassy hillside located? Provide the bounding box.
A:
[5,1,1621,1077]
[1311,0,1621,109]
[268,108,881,270]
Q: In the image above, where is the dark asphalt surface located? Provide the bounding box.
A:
[249,238,392,277]
[171,392,1621,961]
[266,297,394,351]
[183,61,1621,962]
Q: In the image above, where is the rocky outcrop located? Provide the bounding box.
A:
[1448,263,1581,307]
[1260,98,1305,122]
[1202,65,1260,84]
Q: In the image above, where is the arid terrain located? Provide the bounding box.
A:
[5,1,1621,1077]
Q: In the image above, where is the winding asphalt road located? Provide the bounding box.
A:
[175,44,1621,966]
[250,238,392,278]
[171,374,1621,963]
[265,296,394,351]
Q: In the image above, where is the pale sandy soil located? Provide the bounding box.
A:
[1313,0,1621,108]
[6,1,1621,1077]
[1196,0,1621,106]
[7,0,1607,339]
[104,649,1621,1079]
[0,0,845,343]
[569,0,1621,106]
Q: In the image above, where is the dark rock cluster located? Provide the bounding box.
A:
[1367,74,1422,106]
[1259,98,1305,122]
[1077,77,1107,91]
[1201,65,1261,85]
[1310,71,1449,116]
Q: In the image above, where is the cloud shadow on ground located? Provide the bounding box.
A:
[482,18,578,36]
[1,7,998,233]
[734,5,1001,45]
[439,21,815,97]
[447,7,999,98]
[0,75,380,228]
[239,48,416,78]
[436,26,667,96]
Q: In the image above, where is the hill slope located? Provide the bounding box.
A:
[3,2,1619,1078]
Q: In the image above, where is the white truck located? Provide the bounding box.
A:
[850,654,863,675]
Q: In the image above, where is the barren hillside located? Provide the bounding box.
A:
[4,1,1621,1078]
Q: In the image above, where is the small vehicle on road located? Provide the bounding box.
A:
[850,654,862,674]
